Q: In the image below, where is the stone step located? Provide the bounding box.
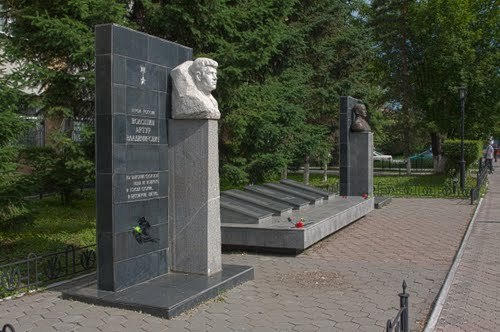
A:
[221,196,374,253]
[263,183,324,205]
[279,179,336,200]
[222,190,292,218]
[220,196,274,224]
[243,185,311,210]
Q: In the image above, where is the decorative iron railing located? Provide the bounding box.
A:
[386,281,409,332]
[1,324,15,332]
[470,158,489,204]
[0,244,96,298]
[373,184,471,198]
[374,159,433,174]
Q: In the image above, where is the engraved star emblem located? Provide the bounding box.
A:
[140,65,146,85]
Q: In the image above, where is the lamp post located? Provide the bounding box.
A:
[458,87,467,192]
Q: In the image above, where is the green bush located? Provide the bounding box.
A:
[0,174,33,230]
[247,153,287,184]
[220,163,249,190]
[21,133,94,204]
[443,139,482,173]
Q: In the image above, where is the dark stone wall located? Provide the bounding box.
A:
[95,24,192,291]
[339,96,373,197]
[339,96,358,196]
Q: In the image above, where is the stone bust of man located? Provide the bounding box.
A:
[171,57,220,119]
[350,103,371,132]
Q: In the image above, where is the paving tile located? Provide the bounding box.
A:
[1,195,484,332]
[433,165,500,331]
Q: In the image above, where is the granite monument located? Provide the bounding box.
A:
[339,96,373,197]
[62,24,253,319]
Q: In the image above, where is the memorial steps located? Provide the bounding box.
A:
[220,179,374,254]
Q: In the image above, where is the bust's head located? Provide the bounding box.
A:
[353,103,367,118]
[189,58,218,94]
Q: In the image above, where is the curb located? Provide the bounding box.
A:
[422,197,484,332]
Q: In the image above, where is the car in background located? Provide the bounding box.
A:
[409,149,433,161]
[373,151,393,162]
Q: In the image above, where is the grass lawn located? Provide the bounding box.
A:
[286,173,338,187]
[0,190,96,263]
[374,174,448,186]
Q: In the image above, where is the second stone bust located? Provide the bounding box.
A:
[171,57,220,120]
[350,103,371,132]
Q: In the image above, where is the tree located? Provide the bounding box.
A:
[131,0,304,184]
[0,0,128,120]
[370,0,499,172]
[283,0,377,181]
[1,0,128,204]
[0,78,31,225]
[411,0,499,170]
[370,0,418,157]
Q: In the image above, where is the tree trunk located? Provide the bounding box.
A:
[400,0,413,158]
[282,165,288,179]
[322,160,328,182]
[303,155,310,185]
[431,132,445,173]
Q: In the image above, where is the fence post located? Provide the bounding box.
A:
[386,319,393,332]
[2,323,16,332]
[65,245,76,276]
[399,280,409,332]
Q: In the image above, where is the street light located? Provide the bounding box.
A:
[458,87,467,191]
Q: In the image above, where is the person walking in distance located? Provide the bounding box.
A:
[485,140,494,173]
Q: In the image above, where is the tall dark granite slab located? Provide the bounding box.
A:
[339,96,361,196]
[339,96,374,197]
[94,24,191,292]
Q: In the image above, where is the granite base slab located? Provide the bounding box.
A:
[221,196,374,253]
[62,264,254,319]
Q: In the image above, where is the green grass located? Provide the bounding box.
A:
[286,173,339,187]
[374,174,449,186]
[0,190,96,262]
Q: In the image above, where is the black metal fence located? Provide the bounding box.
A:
[316,181,471,198]
[470,158,489,204]
[374,159,433,174]
[0,245,96,298]
[386,281,410,332]
[373,184,471,198]
[1,324,15,332]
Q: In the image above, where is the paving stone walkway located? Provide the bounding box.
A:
[434,163,500,332]
[1,197,476,331]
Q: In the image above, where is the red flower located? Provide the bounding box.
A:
[295,218,304,228]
